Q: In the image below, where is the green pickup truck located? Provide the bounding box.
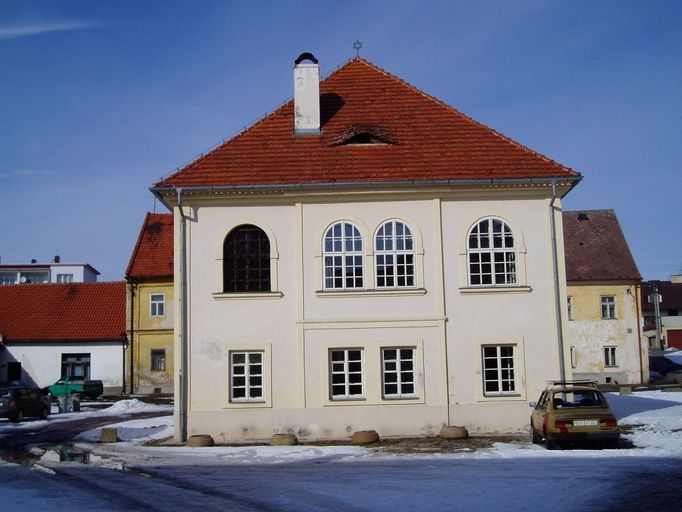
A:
[45,377,104,400]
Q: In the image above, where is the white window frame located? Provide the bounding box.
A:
[229,350,265,403]
[151,349,166,372]
[567,296,574,320]
[601,296,616,319]
[381,347,417,399]
[481,344,518,396]
[56,273,74,283]
[329,348,364,400]
[467,217,517,287]
[150,293,165,317]
[375,220,416,289]
[323,221,364,290]
[604,346,617,367]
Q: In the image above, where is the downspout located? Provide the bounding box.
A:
[177,188,188,442]
[549,181,566,382]
[129,282,136,394]
[635,284,644,384]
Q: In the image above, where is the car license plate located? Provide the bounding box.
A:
[574,419,598,426]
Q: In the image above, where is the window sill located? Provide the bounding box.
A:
[316,288,426,298]
[460,286,531,295]
[212,292,283,300]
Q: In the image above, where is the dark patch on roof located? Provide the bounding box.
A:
[563,210,641,282]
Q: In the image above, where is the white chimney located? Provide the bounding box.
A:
[293,52,320,135]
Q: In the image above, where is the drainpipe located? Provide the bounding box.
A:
[549,181,566,382]
[129,282,136,394]
[634,284,644,384]
[177,188,188,442]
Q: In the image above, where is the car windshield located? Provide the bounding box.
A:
[552,390,606,409]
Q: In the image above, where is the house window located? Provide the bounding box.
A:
[229,351,264,402]
[567,296,574,320]
[223,225,271,293]
[604,346,617,367]
[56,273,74,283]
[329,348,364,399]
[467,217,516,286]
[151,349,166,372]
[601,296,616,319]
[323,222,364,290]
[375,220,415,288]
[150,293,165,317]
[382,347,416,398]
[570,346,577,368]
[482,345,517,396]
[62,353,91,379]
[0,272,17,285]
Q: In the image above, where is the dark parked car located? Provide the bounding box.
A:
[0,385,51,423]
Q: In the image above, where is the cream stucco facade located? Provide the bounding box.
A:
[169,184,573,442]
[566,283,646,384]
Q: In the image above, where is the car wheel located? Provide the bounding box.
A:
[543,428,555,450]
[39,406,49,420]
[530,420,541,444]
[10,409,24,423]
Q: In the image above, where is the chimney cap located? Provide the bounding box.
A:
[295,52,318,65]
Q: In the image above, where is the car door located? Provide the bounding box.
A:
[531,391,548,434]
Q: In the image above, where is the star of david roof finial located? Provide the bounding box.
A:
[353,40,363,57]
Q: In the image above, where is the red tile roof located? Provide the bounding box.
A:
[641,280,682,313]
[563,210,641,283]
[0,282,126,342]
[126,213,174,279]
[154,58,580,189]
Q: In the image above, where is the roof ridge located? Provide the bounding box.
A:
[352,58,579,177]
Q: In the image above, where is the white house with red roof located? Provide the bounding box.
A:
[151,53,582,442]
[0,282,126,393]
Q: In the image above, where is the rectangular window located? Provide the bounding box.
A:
[601,296,616,319]
[56,273,74,283]
[61,353,91,379]
[329,348,364,399]
[151,349,166,372]
[0,272,18,285]
[382,347,416,398]
[567,296,574,320]
[150,293,165,317]
[604,346,617,367]
[482,345,516,396]
[229,351,264,402]
[570,346,577,368]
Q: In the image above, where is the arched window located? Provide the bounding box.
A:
[467,217,517,286]
[375,220,415,288]
[323,221,364,290]
[223,225,270,293]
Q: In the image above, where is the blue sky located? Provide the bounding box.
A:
[1,1,680,281]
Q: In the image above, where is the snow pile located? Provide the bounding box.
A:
[104,398,158,413]
[75,415,174,444]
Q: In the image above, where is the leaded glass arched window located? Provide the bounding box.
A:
[223,225,271,292]
[323,222,364,290]
[375,220,415,288]
[467,217,516,286]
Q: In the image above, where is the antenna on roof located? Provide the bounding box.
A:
[353,40,363,57]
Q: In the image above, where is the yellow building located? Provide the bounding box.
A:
[564,210,647,384]
[125,213,174,394]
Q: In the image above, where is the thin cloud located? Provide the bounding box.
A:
[0,21,98,40]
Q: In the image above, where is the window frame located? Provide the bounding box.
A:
[150,293,165,317]
[61,353,91,380]
[229,350,265,403]
[466,217,518,288]
[328,348,365,400]
[374,220,416,289]
[222,224,272,293]
[150,348,166,372]
[381,347,417,399]
[604,346,617,367]
[601,295,616,319]
[567,296,574,320]
[481,344,518,397]
[56,273,74,283]
[322,221,365,291]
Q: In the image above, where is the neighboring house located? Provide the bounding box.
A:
[563,210,646,384]
[125,213,174,394]
[0,257,99,285]
[151,54,582,443]
[642,276,682,350]
[0,282,126,393]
